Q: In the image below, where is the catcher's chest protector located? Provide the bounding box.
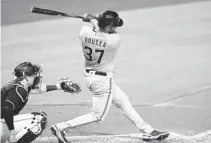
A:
[1,82,17,103]
[1,82,29,115]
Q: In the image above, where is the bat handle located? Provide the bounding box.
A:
[60,13,84,19]
[72,15,84,19]
[73,15,84,19]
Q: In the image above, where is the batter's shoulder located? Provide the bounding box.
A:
[107,32,121,43]
[81,25,92,32]
[80,25,93,35]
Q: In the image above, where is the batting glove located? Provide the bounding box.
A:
[83,13,96,22]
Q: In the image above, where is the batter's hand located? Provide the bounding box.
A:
[59,78,81,94]
[83,13,96,22]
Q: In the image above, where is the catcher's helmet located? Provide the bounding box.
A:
[14,62,43,89]
[98,10,123,29]
[14,62,42,77]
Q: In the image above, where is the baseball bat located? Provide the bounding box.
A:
[31,7,84,19]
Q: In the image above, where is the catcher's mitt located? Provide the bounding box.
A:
[60,78,81,94]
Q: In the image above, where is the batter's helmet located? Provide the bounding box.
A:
[98,10,123,29]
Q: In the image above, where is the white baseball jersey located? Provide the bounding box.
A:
[79,25,121,73]
[54,20,155,135]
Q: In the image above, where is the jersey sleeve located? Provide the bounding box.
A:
[79,26,86,38]
[79,26,92,38]
[5,86,28,109]
[110,33,121,48]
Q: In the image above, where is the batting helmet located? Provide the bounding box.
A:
[98,10,123,29]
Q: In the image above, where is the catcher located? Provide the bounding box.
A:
[1,62,81,143]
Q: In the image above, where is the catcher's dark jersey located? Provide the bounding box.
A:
[1,80,31,118]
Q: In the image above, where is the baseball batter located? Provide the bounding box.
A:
[51,10,169,143]
[1,62,81,143]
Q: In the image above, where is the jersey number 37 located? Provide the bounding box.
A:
[84,46,104,64]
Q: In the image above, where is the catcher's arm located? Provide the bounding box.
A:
[30,84,61,94]
[31,78,81,94]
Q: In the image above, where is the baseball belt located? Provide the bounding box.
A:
[86,69,107,76]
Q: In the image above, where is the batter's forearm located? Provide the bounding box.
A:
[90,19,99,29]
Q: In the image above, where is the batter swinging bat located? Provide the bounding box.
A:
[31,7,84,19]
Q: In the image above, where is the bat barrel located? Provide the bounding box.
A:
[31,7,84,19]
[31,7,36,12]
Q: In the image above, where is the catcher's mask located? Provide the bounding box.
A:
[14,62,43,89]
[98,10,123,29]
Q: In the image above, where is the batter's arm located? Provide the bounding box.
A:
[90,18,98,27]
[82,14,99,29]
